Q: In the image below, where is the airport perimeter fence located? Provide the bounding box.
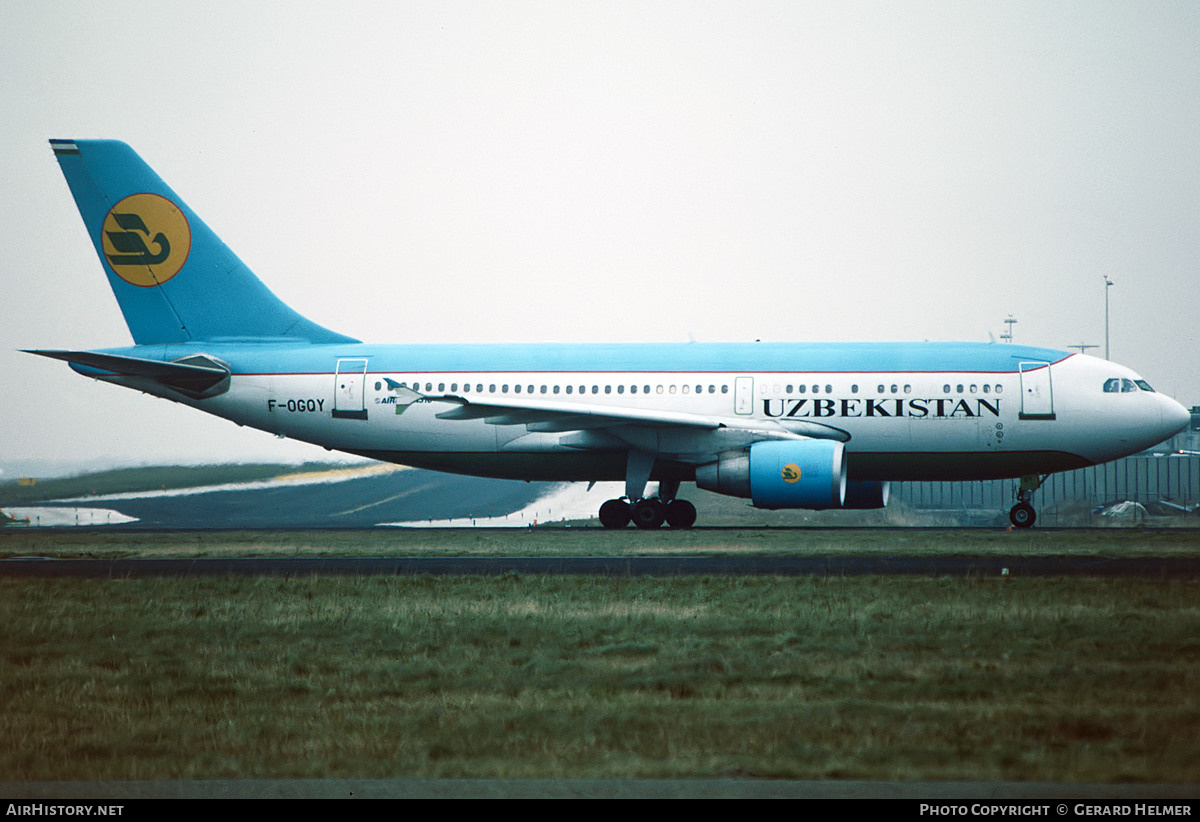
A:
[890,455,1200,521]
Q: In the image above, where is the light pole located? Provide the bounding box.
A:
[1104,275,1114,360]
[1001,315,1016,343]
[1070,343,1098,355]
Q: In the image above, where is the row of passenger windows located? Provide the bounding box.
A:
[830,383,1003,395]
[374,380,1005,396]
[385,381,728,396]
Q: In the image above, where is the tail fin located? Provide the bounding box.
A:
[50,139,358,345]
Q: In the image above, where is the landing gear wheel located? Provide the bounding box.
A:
[631,498,666,529]
[599,499,631,529]
[665,499,697,529]
[1009,502,1036,529]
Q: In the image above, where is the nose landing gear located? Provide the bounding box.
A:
[1009,501,1036,528]
[1009,474,1046,528]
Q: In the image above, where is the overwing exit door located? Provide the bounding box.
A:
[734,376,754,415]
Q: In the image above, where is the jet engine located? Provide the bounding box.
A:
[695,439,847,509]
[843,480,890,510]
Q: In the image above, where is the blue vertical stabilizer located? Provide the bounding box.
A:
[50,139,358,345]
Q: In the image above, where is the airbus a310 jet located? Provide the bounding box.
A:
[29,139,1190,528]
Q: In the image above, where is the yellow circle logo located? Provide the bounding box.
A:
[101,193,191,287]
[782,463,801,484]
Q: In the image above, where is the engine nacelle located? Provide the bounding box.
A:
[696,439,847,510]
[843,480,890,510]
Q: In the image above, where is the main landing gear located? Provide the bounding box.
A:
[1009,474,1046,528]
[599,496,697,529]
[599,453,697,528]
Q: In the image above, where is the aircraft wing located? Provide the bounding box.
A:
[383,379,849,461]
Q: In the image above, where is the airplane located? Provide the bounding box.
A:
[28,139,1191,529]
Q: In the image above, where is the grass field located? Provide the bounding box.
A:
[3,525,1200,559]
[2,562,1198,782]
[3,466,1198,783]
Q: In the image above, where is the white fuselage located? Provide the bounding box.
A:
[110,343,1189,485]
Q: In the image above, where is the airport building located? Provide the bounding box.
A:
[891,406,1200,525]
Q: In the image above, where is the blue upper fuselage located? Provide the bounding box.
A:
[95,340,1074,376]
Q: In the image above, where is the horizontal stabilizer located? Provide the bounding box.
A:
[25,349,231,398]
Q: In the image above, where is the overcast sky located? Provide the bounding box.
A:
[2,1,1198,473]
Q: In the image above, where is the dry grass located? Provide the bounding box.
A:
[2,575,1198,782]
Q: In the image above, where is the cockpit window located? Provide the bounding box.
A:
[1103,377,1155,393]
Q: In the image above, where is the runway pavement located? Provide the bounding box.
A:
[3,468,562,528]
[3,551,1199,578]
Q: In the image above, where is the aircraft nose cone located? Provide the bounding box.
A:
[1164,396,1192,438]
